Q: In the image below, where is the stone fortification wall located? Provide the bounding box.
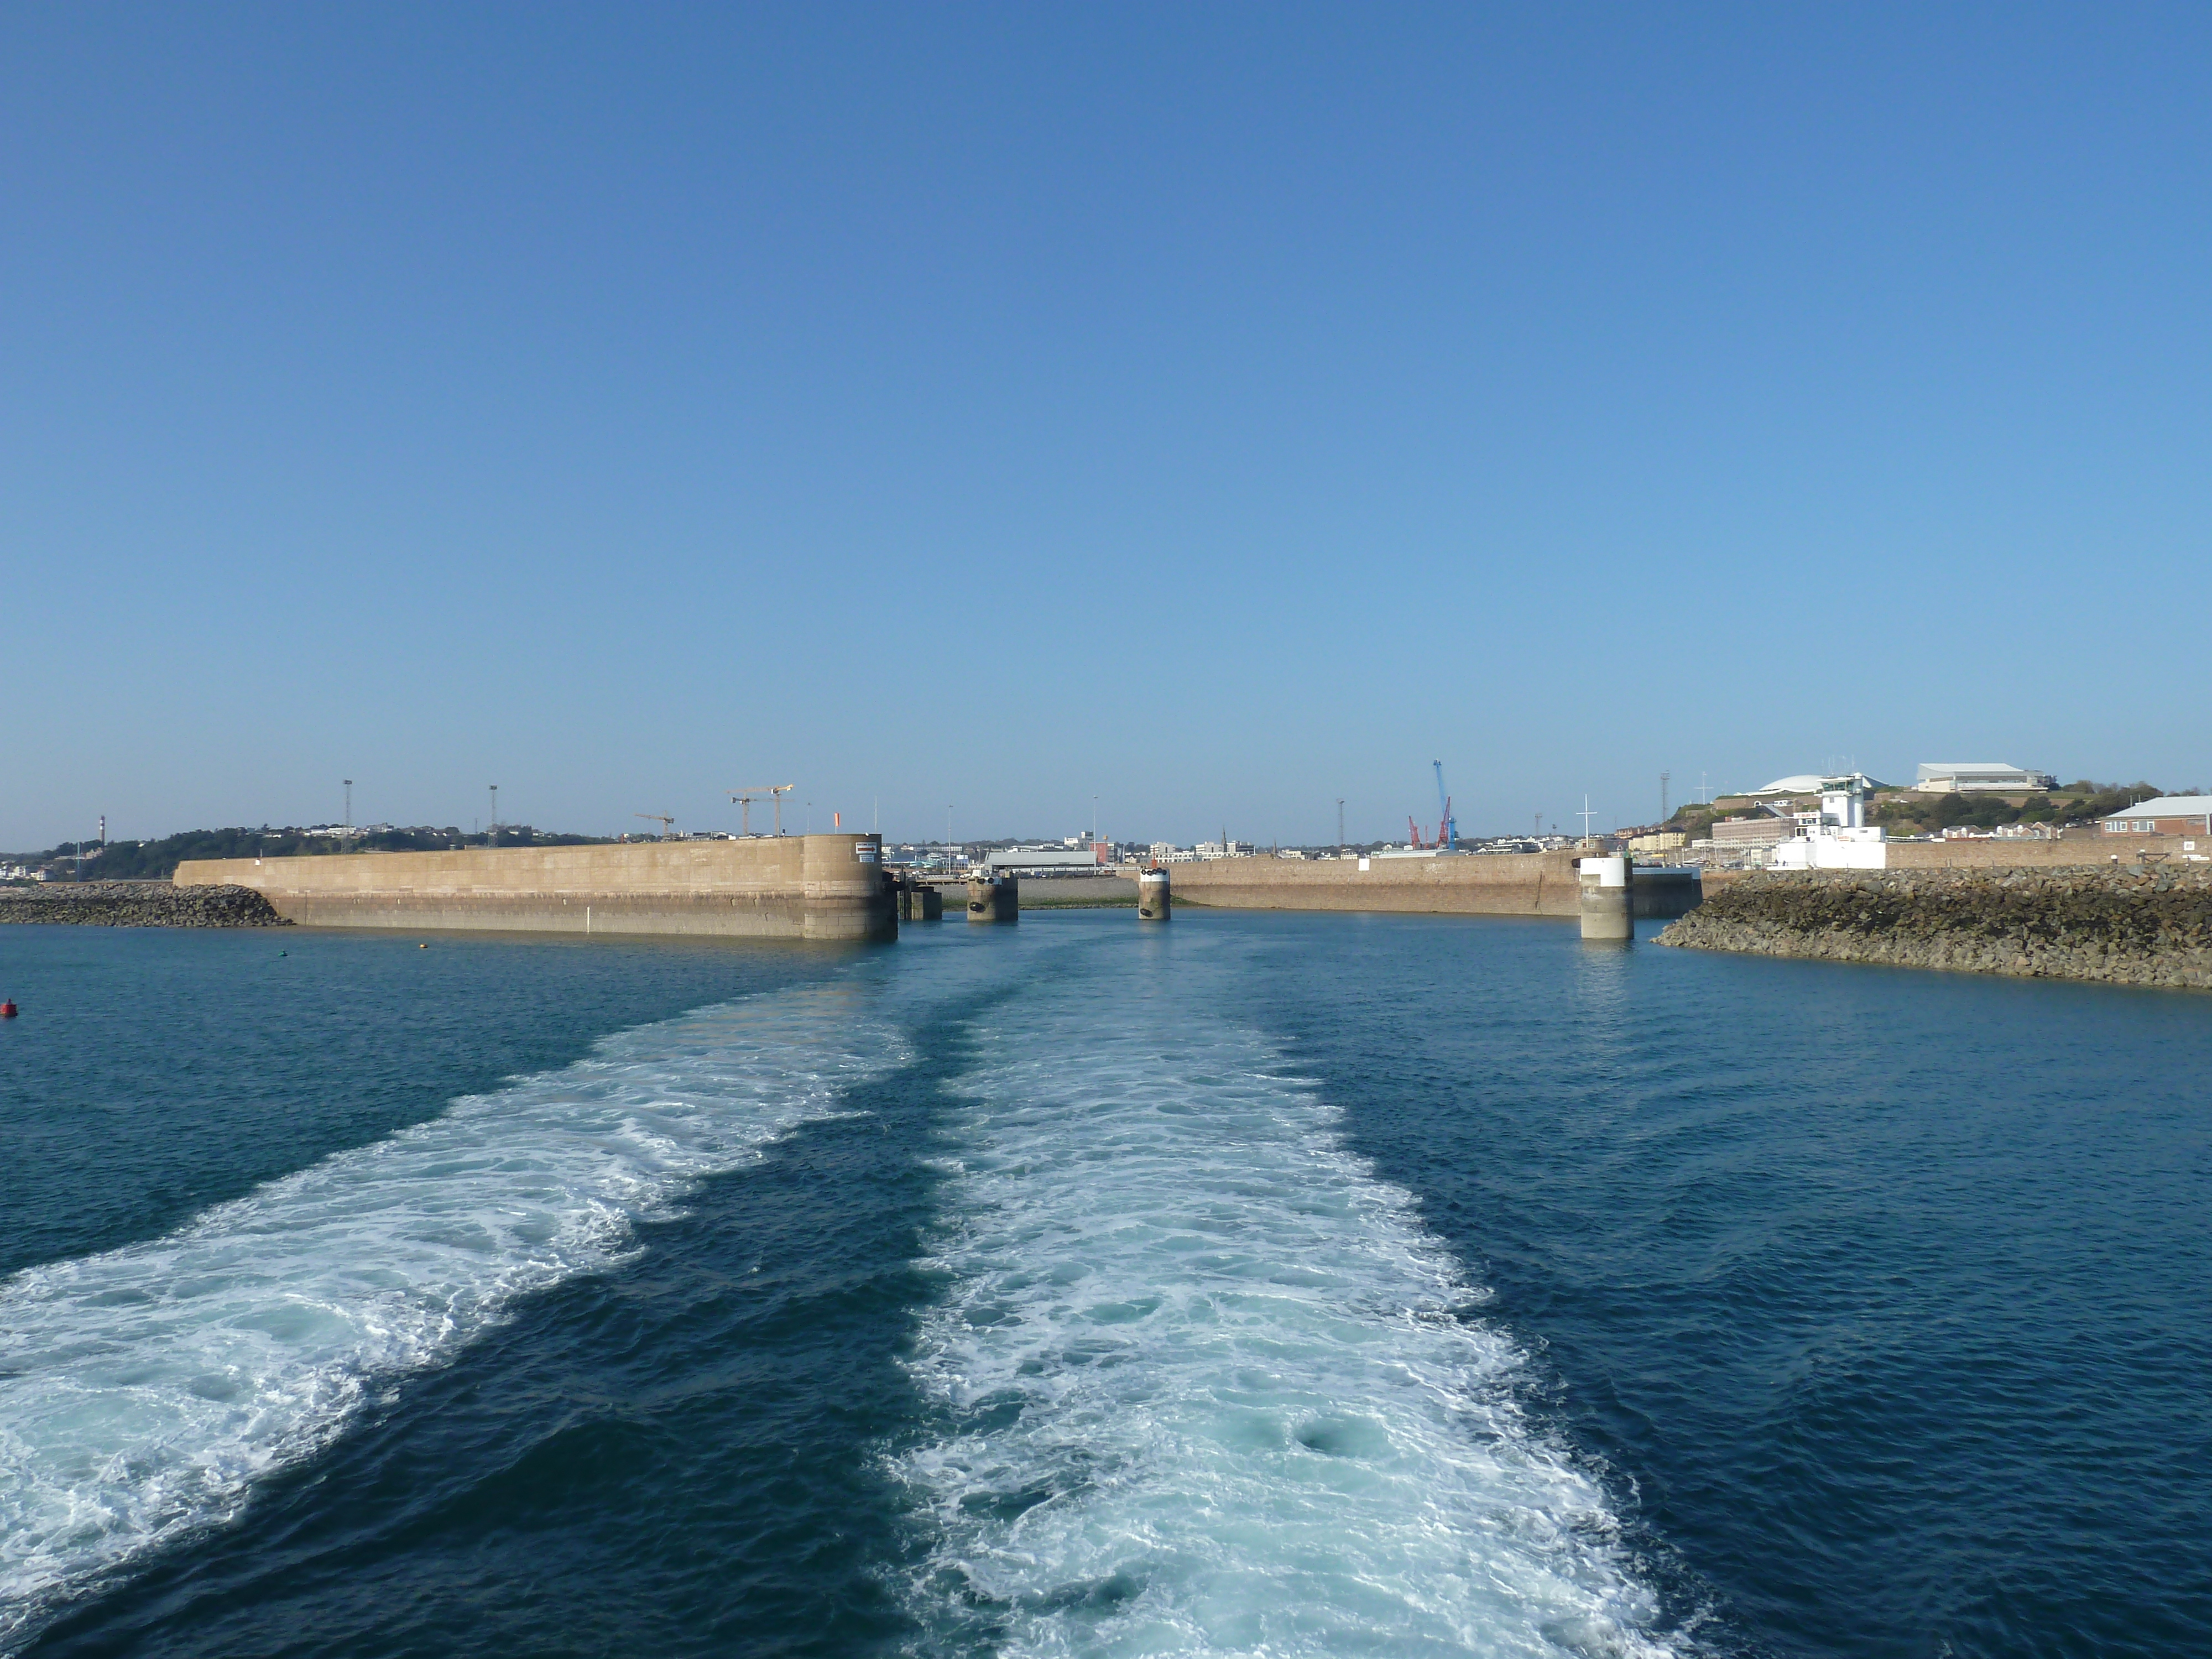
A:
[1658,865,2212,989]
[0,881,290,928]
[1884,833,2187,869]
[174,836,895,941]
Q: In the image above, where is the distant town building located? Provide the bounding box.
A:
[1627,831,1687,853]
[1708,816,1795,848]
[1915,763,2056,792]
[984,843,1111,873]
[2100,796,2212,836]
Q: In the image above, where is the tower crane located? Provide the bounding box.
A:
[634,813,675,841]
[729,785,795,837]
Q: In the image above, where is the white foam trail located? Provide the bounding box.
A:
[901,988,1672,1658]
[0,984,900,1650]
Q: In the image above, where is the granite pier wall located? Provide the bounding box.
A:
[174,834,897,942]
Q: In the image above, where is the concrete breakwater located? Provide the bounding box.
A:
[1657,865,2212,989]
[1158,852,1701,920]
[175,835,896,941]
[0,881,291,928]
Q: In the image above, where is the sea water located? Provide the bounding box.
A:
[0,914,2205,1656]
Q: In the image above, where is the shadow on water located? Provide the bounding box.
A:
[25,996,996,1659]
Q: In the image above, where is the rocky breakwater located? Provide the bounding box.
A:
[1656,864,2212,990]
[0,881,291,928]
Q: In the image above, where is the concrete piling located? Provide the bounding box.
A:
[1138,867,1171,921]
[898,883,943,923]
[967,874,1019,923]
[1577,854,1634,941]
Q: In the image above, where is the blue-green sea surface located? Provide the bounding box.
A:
[1,912,2205,1657]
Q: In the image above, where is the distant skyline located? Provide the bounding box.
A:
[6,5,2209,850]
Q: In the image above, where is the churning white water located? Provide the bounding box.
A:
[900,965,1672,1657]
[0,985,899,1650]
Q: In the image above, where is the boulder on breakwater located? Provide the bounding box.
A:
[0,881,293,928]
[1656,864,2212,989]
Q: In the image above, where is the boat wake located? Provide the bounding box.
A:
[899,976,1672,1657]
[0,984,899,1651]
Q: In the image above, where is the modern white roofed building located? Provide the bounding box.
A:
[1915,763,2057,792]
[1745,771,1894,798]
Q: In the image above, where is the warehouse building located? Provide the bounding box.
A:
[1915,763,2057,792]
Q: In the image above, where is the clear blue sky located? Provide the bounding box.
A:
[5,3,2206,849]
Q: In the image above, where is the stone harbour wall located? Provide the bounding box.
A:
[174,835,896,941]
[1140,852,1699,919]
[0,881,292,928]
[1656,864,2212,989]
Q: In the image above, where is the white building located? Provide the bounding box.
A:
[1915,763,2056,792]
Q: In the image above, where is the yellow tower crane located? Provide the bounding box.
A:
[728,785,795,837]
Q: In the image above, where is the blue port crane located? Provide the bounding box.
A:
[1408,762,1460,851]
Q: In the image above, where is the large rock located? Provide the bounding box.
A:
[0,881,293,928]
[1655,865,2212,989]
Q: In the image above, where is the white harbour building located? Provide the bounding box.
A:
[1767,776,1890,870]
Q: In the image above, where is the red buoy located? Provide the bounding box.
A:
[1,1000,17,1019]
